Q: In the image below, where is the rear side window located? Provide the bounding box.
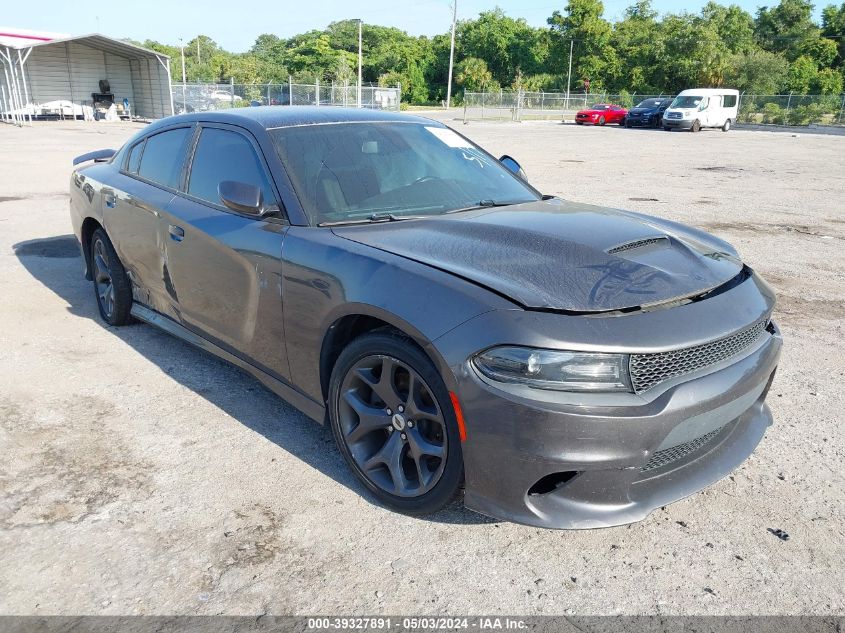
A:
[138,128,192,189]
[126,141,144,174]
[187,127,276,207]
[722,94,737,108]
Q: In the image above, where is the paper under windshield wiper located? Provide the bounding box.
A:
[317,213,428,227]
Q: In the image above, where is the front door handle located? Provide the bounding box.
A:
[169,225,185,242]
[104,193,116,208]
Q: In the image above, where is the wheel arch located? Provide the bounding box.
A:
[80,217,104,280]
[318,305,457,405]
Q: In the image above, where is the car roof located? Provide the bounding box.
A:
[146,106,440,134]
[676,88,739,96]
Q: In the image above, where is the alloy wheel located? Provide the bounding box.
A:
[92,237,115,319]
[337,354,447,498]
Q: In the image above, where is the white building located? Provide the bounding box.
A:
[1,27,173,123]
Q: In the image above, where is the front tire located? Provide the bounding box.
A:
[328,331,464,515]
[692,119,701,132]
[90,228,133,326]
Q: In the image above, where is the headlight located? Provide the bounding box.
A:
[472,346,632,392]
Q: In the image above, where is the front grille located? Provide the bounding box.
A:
[629,319,769,393]
[667,112,682,119]
[642,426,724,472]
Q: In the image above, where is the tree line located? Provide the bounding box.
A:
[138,0,845,103]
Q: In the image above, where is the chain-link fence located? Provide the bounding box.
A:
[737,94,845,126]
[462,90,845,126]
[171,82,401,114]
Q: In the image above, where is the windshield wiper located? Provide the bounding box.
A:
[317,212,428,227]
[445,199,526,215]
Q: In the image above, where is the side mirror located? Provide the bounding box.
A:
[219,180,264,215]
[499,155,527,181]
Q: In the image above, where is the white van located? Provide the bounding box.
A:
[662,88,739,132]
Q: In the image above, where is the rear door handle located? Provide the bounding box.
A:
[104,193,116,208]
[169,225,185,242]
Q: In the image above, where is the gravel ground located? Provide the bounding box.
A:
[0,117,843,616]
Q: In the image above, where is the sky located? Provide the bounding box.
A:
[3,0,799,52]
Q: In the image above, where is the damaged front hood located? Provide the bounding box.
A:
[333,199,744,312]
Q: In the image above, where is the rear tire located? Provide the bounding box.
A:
[722,119,732,132]
[328,331,464,516]
[619,117,626,126]
[90,228,133,326]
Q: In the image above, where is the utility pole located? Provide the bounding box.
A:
[446,0,457,109]
[197,36,201,65]
[180,38,187,109]
[357,19,363,108]
[565,39,573,110]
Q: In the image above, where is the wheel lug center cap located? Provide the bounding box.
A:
[391,413,406,431]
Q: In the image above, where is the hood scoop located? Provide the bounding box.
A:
[607,236,669,255]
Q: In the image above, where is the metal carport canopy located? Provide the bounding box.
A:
[1,33,173,125]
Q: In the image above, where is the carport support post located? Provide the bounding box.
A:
[17,48,33,125]
[288,76,293,106]
[0,83,9,124]
[229,77,234,108]
[1,53,21,126]
[838,93,845,124]
[315,77,319,106]
[157,55,175,116]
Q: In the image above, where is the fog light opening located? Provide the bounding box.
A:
[527,471,580,496]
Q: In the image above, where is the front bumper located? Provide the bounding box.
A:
[433,275,781,529]
[626,115,655,126]
[664,117,694,129]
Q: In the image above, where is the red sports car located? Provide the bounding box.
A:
[575,103,628,126]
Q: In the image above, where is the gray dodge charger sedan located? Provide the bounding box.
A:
[69,107,782,529]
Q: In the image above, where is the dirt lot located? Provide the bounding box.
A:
[0,117,843,616]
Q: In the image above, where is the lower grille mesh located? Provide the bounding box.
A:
[642,426,724,472]
[629,319,769,393]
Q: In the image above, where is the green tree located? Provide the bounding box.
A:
[548,0,619,90]
[787,54,820,92]
[725,49,790,92]
[457,9,549,87]
[455,57,494,91]
[755,0,819,60]
[821,3,845,60]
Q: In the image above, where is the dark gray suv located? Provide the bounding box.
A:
[69,107,782,529]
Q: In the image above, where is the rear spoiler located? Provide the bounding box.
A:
[73,149,116,165]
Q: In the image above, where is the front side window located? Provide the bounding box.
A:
[269,122,538,225]
[137,128,192,189]
[187,127,276,208]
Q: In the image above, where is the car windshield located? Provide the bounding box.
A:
[269,122,539,225]
[671,96,703,108]
[636,99,664,108]
[591,104,611,110]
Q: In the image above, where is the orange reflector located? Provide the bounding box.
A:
[449,391,467,442]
